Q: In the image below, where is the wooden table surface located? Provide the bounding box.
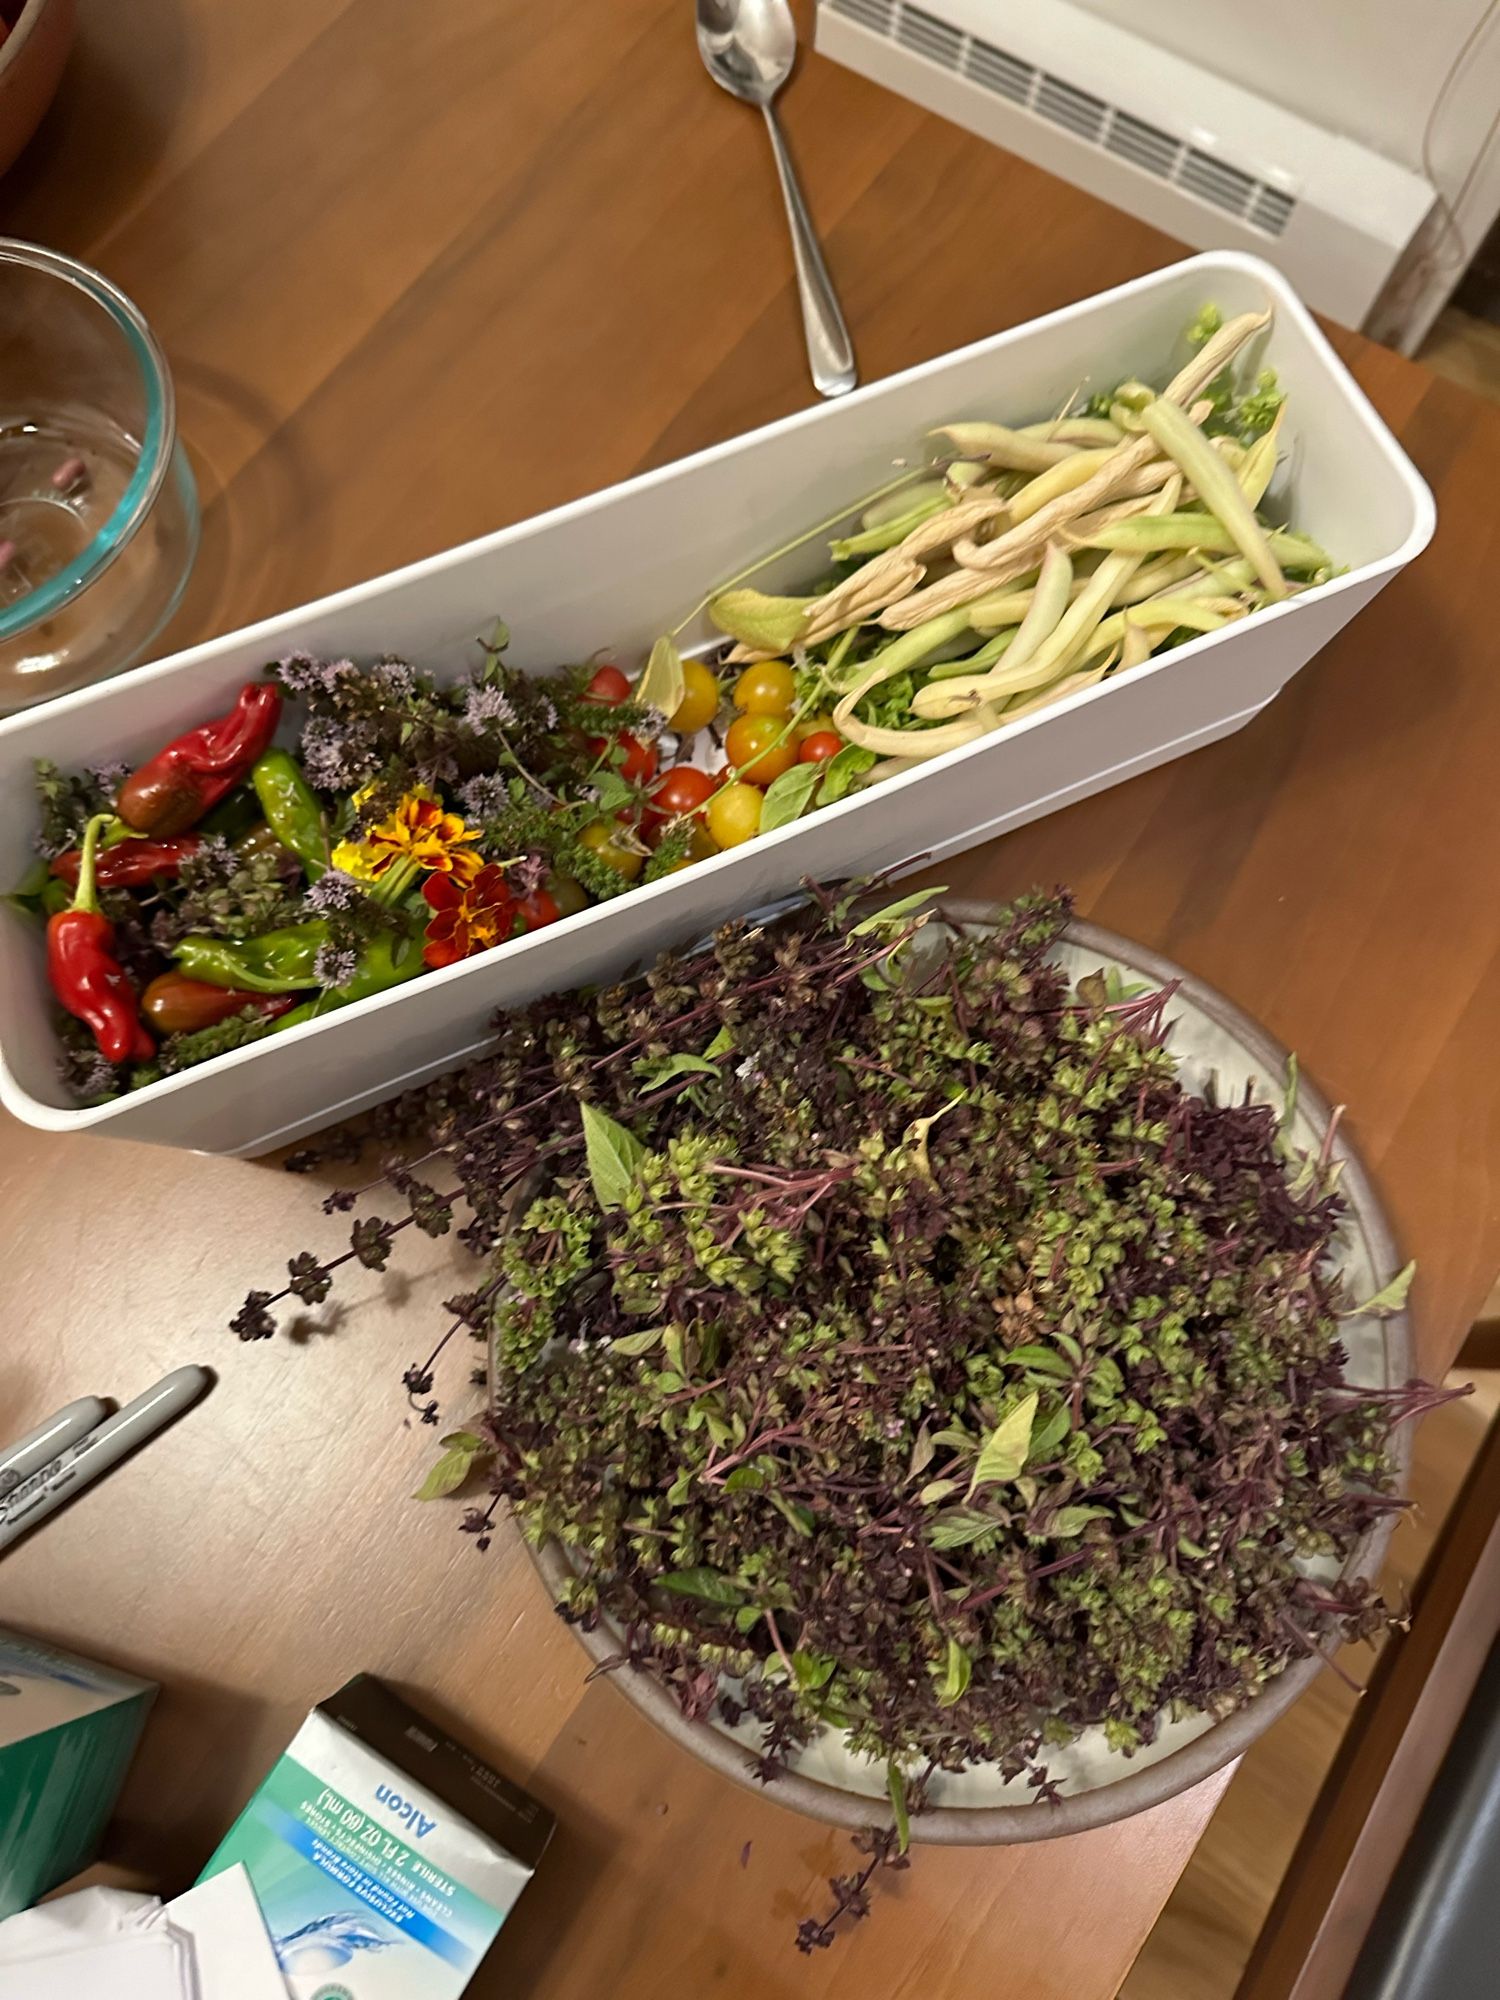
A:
[3,4,1498,1995]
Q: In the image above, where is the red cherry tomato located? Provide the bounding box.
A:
[582,663,631,705]
[516,888,561,932]
[798,731,842,764]
[644,764,717,837]
[586,730,658,787]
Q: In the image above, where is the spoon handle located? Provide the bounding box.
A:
[760,103,857,399]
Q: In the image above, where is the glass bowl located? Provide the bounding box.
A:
[0,238,199,712]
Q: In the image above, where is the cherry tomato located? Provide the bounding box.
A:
[578,818,644,881]
[795,711,837,742]
[665,821,721,871]
[586,730,658,787]
[582,663,631,705]
[515,888,561,932]
[725,712,796,787]
[733,660,796,717]
[706,781,764,848]
[546,871,590,918]
[668,659,721,737]
[644,764,717,837]
[798,731,842,764]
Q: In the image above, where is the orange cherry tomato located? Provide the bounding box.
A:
[798,731,842,764]
[732,660,796,717]
[578,819,644,881]
[725,713,795,787]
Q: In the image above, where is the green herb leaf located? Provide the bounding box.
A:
[1004,1343,1073,1380]
[611,1327,663,1356]
[1281,1052,1300,1132]
[724,1464,767,1492]
[768,1493,815,1538]
[1048,1505,1112,1538]
[904,1094,965,1179]
[887,1762,911,1854]
[968,1392,1038,1495]
[850,888,944,938]
[792,1650,836,1691]
[917,1478,960,1505]
[935,1637,972,1707]
[1349,1259,1416,1319]
[581,1101,646,1210]
[758,761,823,834]
[1026,1402,1072,1464]
[637,1052,720,1091]
[413,1431,490,1501]
[657,1566,745,1606]
[733,1603,763,1633]
[704,1025,735,1059]
[927,1510,1000,1550]
[637,634,686,720]
[817,743,877,805]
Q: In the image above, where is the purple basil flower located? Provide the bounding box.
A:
[464,685,516,731]
[300,716,377,792]
[303,868,363,914]
[276,652,360,697]
[458,773,511,822]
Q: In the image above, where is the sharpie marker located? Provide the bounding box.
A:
[0,1366,213,1554]
[0,1396,112,1499]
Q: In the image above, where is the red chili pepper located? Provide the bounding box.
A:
[140,972,297,1035]
[50,834,201,889]
[116,681,283,838]
[46,815,155,1065]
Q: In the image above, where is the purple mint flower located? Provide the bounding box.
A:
[313,942,359,989]
[300,716,377,791]
[537,698,558,730]
[464,685,515,731]
[303,868,363,914]
[373,657,417,700]
[276,652,359,697]
[86,760,128,795]
[458,773,510,821]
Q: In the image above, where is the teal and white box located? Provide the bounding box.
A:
[200,1675,553,1998]
[0,1627,157,1917]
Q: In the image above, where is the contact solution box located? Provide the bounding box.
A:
[199,1675,553,1998]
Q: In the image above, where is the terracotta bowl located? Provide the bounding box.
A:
[523,905,1413,1844]
[0,0,76,179]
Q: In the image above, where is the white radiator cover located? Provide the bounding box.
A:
[816,0,1435,328]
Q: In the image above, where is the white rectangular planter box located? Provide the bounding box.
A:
[0,253,1433,1154]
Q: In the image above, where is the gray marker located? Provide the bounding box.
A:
[0,1396,112,1499]
[0,1366,212,1554]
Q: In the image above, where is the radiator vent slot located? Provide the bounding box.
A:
[824,1,1298,237]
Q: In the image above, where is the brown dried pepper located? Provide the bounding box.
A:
[116,681,283,838]
[46,815,155,1065]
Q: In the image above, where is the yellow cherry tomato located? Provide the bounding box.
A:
[725,712,796,787]
[665,821,721,871]
[706,781,763,848]
[668,658,722,737]
[578,818,644,881]
[795,711,837,742]
[732,660,796,717]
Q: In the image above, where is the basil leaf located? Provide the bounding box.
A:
[413,1434,489,1501]
[611,1327,664,1356]
[1005,1344,1074,1380]
[1048,1505,1112,1538]
[581,1101,646,1210]
[657,1566,745,1606]
[758,761,822,834]
[887,1762,911,1854]
[792,1650,836,1691]
[1026,1401,1072,1465]
[968,1392,1038,1495]
[926,1510,999,1550]
[917,1478,960,1505]
[850,888,945,937]
[1349,1259,1416,1319]
[817,743,877,805]
[935,1637,972,1707]
[704,1026,734,1059]
[638,1052,720,1091]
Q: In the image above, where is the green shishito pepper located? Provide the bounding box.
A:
[175,920,425,1007]
[175,923,325,992]
[251,749,329,880]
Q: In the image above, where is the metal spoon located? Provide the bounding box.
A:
[695,0,857,399]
